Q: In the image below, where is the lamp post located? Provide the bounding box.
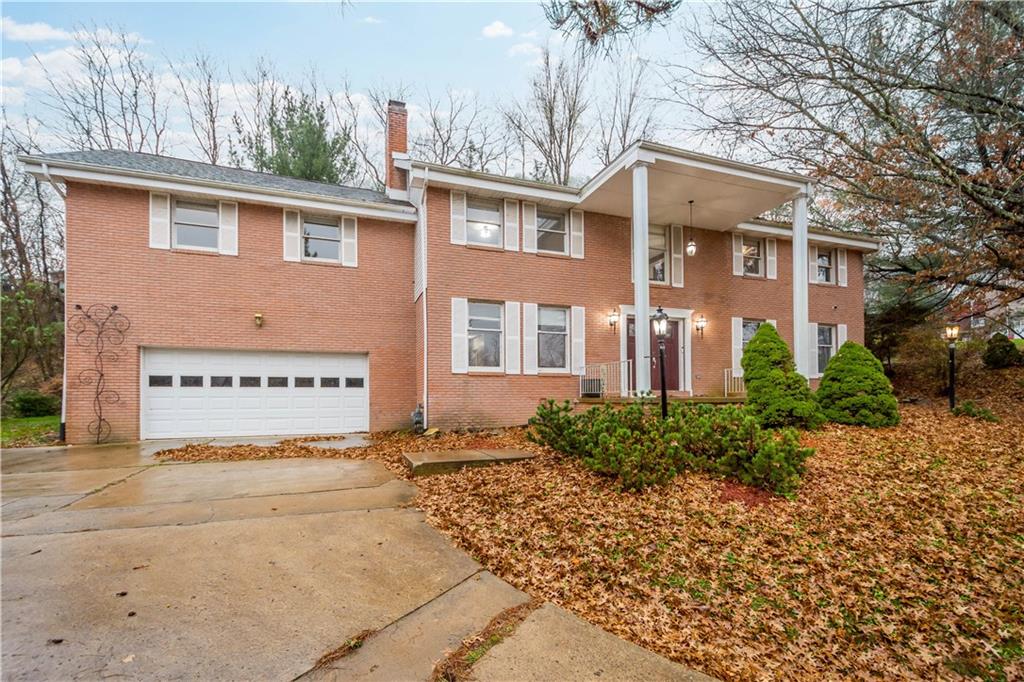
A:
[652,306,670,419]
[944,323,959,410]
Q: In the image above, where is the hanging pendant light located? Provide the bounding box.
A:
[686,200,697,256]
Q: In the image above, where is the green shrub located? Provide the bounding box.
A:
[951,400,999,423]
[741,323,824,429]
[6,389,60,417]
[982,333,1022,369]
[527,399,582,453]
[815,342,900,427]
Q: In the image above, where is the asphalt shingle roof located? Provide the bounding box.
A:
[33,149,409,207]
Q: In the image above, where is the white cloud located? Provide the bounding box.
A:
[520,30,538,39]
[360,16,383,24]
[1,16,72,42]
[507,42,543,65]
[482,20,515,39]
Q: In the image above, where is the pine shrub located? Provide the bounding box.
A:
[6,389,60,418]
[982,333,1021,369]
[741,323,824,429]
[815,342,900,427]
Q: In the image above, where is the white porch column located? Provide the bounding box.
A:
[631,162,652,394]
[792,189,811,377]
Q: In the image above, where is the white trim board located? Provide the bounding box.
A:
[736,221,878,252]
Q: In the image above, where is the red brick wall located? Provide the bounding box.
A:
[63,182,416,443]
[422,186,867,429]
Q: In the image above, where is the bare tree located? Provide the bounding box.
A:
[227,56,284,170]
[37,25,169,153]
[174,51,224,164]
[594,55,658,165]
[501,49,590,185]
[326,79,411,190]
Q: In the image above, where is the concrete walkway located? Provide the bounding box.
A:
[1,441,711,681]
[403,448,535,476]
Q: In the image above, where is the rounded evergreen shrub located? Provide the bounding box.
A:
[741,323,824,429]
[7,389,60,417]
[815,342,899,427]
[982,332,1021,369]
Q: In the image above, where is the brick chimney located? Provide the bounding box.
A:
[385,99,408,193]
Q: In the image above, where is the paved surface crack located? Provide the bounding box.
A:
[430,597,543,681]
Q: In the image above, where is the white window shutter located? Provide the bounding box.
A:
[503,199,519,251]
[571,306,586,375]
[505,301,521,374]
[450,190,467,245]
[341,216,358,267]
[670,224,684,288]
[837,248,848,287]
[838,323,848,347]
[522,202,537,253]
[808,322,819,375]
[809,245,818,283]
[767,319,777,329]
[570,209,584,259]
[522,303,538,375]
[731,317,744,376]
[149,192,170,249]
[451,297,469,374]
[732,233,744,276]
[217,201,238,255]
[283,210,301,262]
[766,238,777,280]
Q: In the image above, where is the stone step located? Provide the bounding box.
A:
[302,571,529,681]
[402,448,535,477]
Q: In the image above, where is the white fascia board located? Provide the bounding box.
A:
[20,158,418,223]
[648,149,808,194]
[409,163,578,205]
[736,221,879,252]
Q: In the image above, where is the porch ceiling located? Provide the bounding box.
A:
[577,156,804,230]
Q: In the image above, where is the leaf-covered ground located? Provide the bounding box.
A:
[158,370,1024,681]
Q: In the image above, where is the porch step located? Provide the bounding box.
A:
[402,448,535,477]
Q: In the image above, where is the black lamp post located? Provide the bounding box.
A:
[944,323,959,410]
[652,305,670,419]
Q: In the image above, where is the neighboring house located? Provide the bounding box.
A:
[21,101,877,444]
[952,295,1024,340]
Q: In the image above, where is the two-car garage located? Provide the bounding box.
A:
[141,348,369,439]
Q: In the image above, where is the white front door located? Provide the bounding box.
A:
[141,348,369,439]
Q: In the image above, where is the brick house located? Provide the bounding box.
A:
[21,101,877,444]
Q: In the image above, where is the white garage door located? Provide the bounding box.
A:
[141,348,369,439]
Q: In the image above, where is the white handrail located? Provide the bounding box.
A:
[724,368,746,397]
[579,359,634,398]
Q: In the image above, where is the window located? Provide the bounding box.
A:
[649,226,668,282]
[320,377,340,388]
[817,249,834,283]
[817,324,836,374]
[268,377,288,388]
[345,377,364,388]
[173,200,219,251]
[211,376,233,387]
[971,315,986,329]
[148,375,172,387]
[240,376,261,388]
[180,375,203,387]
[537,211,567,254]
[466,197,502,247]
[467,301,502,369]
[742,319,765,349]
[538,306,569,370]
[303,217,340,261]
[295,377,314,388]
[742,237,763,276]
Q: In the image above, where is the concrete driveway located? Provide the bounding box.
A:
[2,441,710,681]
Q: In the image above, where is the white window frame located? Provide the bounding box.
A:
[817,248,835,284]
[465,196,503,248]
[467,301,504,372]
[536,210,569,255]
[649,224,669,283]
[817,323,837,374]
[971,315,986,329]
[172,198,220,252]
[537,305,570,373]
[301,215,342,263]
[742,236,764,277]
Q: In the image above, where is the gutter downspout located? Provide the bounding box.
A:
[421,167,429,428]
[42,163,68,441]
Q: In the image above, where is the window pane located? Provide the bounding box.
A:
[148,375,172,387]
[817,251,832,267]
[469,302,502,329]
[742,319,763,347]
[818,265,831,282]
[268,377,288,388]
[175,225,219,250]
[538,307,567,332]
[320,377,340,388]
[818,347,832,373]
[537,229,567,253]
[468,330,501,368]
[539,332,567,368]
[648,226,667,282]
[175,202,218,227]
[537,213,565,234]
[818,325,834,346]
[240,376,261,388]
[211,376,232,387]
[743,239,761,257]
[295,377,314,387]
[303,221,339,240]
[345,377,364,388]
[180,375,203,387]
[467,221,501,246]
[304,238,340,260]
[466,198,501,223]
[744,256,762,276]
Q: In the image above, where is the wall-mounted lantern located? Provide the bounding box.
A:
[694,314,707,339]
[608,310,620,331]
[254,312,264,328]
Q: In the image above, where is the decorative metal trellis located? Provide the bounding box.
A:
[68,304,130,444]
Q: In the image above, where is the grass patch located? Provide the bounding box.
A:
[1,415,60,448]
